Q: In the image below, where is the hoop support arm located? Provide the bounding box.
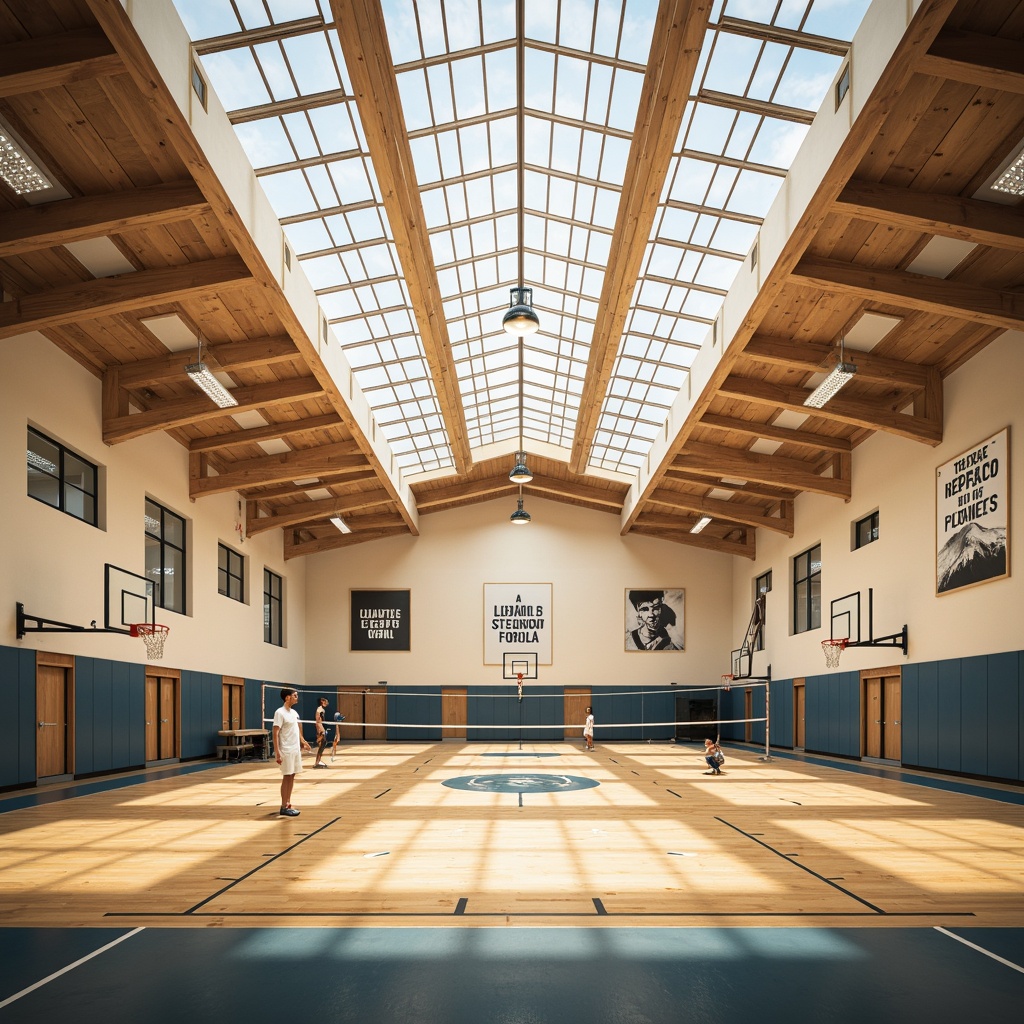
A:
[16,602,120,641]
[846,625,908,656]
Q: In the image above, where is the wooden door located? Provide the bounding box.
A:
[743,689,753,743]
[882,674,902,761]
[793,680,806,749]
[563,688,591,740]
[336,687,365,740]
[864,676,883,758]
[222,676,244,730]
[36,664,68,778]
[364,688,388,740]
[442,688,467,738]
[145,673,179,761]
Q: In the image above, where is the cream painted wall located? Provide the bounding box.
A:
[735,329,1023,680]
[1,333,306,682]
[304,494,734,690]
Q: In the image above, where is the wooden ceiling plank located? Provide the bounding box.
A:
[570,0,713,474]
[103,375,326,444]
[0,27,122,96]
[241,469,379,501]
[835,179,1024,251]
[698,411,852,453]
[284,527,409,559]
[630,525,756,559]
[662,468,798,502]
[0,182,211,259]
[245,492,376,536]
[329,0,471,474]
[0,256,252,340]
[792,256,1024,332]
[917,28,1024,94]
[188,413,344,453]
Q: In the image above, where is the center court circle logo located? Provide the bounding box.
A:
[442,773,599,793]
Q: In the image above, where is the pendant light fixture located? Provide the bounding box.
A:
[510,489,531,525]
[185,334,238,408]
[508,337,533,522]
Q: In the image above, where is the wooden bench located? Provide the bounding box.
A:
[216,742,255,761]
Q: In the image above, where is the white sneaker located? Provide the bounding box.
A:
[703,769,716,775]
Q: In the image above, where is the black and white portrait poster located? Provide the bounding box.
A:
[624,588,685,651]
[483,583,552,665]
[350,589,411,651]
[935,427,1009,595]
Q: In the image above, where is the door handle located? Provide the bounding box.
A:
[161,718,168,723]
[893,720,900,725]
[875,719,881,724]
[38,721,57,728]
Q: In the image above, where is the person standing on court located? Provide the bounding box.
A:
[583,706,595,751]
[313,696,329,769]
[273,688,311,816]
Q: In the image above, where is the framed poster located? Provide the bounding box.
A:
[484,583,552,665]
[625,588,685,651]
[350,589,411,651]
[936,427,1009,595]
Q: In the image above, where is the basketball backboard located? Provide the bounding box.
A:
[105,563,155,634]
[829,591,861,644]
[503,652,538,680]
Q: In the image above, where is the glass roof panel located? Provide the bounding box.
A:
[174,0,869,482]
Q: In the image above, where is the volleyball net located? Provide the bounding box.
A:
[259,679,772,749]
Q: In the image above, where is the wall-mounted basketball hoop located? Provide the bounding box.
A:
[824,589,907,668]
[720,673,733,692]
[130,622,170,661]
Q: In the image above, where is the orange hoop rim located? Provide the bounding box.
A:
[821,637,849,649]
[129,623,169,637]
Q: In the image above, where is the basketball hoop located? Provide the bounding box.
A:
[720,673,733,692]
[517,673,524,701]
[821,637,848,669]
[130,622,169,661]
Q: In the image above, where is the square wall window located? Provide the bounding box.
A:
[218,543,246,603]
[27,426,98,526]
[854,510,879,549]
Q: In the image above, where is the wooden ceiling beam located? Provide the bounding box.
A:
[284,526,410,559]
[672,440,851,498]
[631,525,756,559]
[329,0,471,474]
[792,256,1024,332]
[189,442,369,498]
[0,257,252,341]
[240,469,379,501]
[103,375,325,444]
[648,487,793,535]
[117,335,300,389]
[697,412,852,453]
[0,182,211,259]
[570,0,712,474]
[188,413,345,453]
[916,28,1024,94]
[718,373,943,446]
[743,334,933,387]
[528,477,626,509]
[0,27,122,96]
[413,474,515,509]
[246,490,390,536]
[662,468,797,502]
[834,179,1024,251]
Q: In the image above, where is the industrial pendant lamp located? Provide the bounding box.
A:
[502,286,540,335]
[510,488,531,525]
[509,449,532,484]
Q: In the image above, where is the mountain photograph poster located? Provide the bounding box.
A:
[935,427,1009,596]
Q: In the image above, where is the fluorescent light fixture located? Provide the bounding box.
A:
[185,360,238,408]
[691,515,712,534]
[185,335,238,408]
[991,149,1024,196]
[804,361,857,408]
[0,128,53,194]
[330,516,351,534]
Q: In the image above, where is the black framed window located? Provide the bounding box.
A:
[793,544,821,635]
[27,427,98,526]
[145,499,186,614]
[264,568,283,646]
[218,543,245,602]
[754,570,772,651]
[855,511,879,549]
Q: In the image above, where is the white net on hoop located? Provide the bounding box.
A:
[822,638,847,669]
[721,674,733,692]
[136,624,169,661]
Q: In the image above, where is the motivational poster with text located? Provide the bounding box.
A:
[483,583,552,665]
[350,589,411,651]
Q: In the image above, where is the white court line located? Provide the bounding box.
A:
[0,927,145,1009]
[934,926,1024,974]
